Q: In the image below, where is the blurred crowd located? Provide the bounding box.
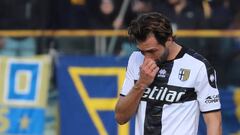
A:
[0,0,239,29]
[0,0,240,87]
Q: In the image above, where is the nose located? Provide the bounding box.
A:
[144,55,154,60]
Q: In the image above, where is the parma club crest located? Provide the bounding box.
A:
[178,68,190,81]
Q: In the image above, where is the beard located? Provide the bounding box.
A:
[156,47,169,65]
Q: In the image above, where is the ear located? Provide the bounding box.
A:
[167,37,173,41]
[165,37,173,47]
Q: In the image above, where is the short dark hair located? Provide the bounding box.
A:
[128,12,173,45]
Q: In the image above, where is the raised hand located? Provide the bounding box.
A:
[137,58,159,88]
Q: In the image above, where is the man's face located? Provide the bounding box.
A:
[137,35,169,64]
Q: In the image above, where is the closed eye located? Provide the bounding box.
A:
[138,49,158,55]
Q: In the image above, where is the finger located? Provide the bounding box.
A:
[143,57,153,64]
[143,58,155,67]
[141,58,149,70]
[146,60,155,68]
[143,57,150,66]
[148,62,157,71]
[142,60,156,76]
[152,66,160,75]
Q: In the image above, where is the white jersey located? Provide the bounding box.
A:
[120,47,221,135]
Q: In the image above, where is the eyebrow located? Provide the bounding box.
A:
[138,48,158,54]
[137,46,156,51]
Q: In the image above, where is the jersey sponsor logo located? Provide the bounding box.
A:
[157,69,167,78]
[205,94,220,104]
[142,86,186,103]
[178,68,190,81]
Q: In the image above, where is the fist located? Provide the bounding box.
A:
[138,58,159,87]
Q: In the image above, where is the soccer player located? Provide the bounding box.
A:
[115,12,222,135]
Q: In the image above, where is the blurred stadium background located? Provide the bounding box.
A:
[0,0,239,135]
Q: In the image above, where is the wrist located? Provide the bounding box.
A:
[133,82,147,91]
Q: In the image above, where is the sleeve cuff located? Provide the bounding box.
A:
[120,93,126,97]
[201,109,221,113]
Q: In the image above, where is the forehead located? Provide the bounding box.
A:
[137,35,159,50]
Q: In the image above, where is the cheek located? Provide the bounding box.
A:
[144,54,156,61]
[151,52,161,61]
[154,49,166,61]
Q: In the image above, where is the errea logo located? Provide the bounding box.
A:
[157,69,166,78]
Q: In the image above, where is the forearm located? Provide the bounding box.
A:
[207,124,222,135]
[115,57,159,124]
[115,82,146,125]
[204,111,222,135]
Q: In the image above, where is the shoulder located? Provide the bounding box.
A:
[129,51,143,59]
[184,48,217,88]
[184,48,212,69]
[125,51,143,77]
[128,51,144,66]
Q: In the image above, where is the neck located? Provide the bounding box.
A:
[167,42,182,61]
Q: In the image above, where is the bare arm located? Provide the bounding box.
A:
[203,111,222,135]
[115,82,146,125]
[115,58,159,125]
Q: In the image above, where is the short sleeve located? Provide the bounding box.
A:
[195,64,221,113]
[120,53,137,96]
